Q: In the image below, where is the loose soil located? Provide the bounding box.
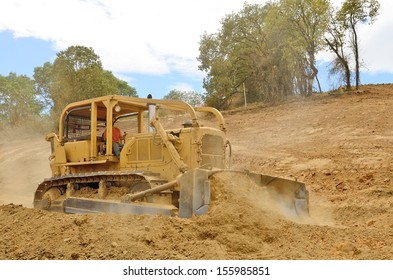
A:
[1,84,392,260]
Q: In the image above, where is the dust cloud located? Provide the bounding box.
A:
[0,134,51,207]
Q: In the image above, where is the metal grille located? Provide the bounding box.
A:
[201,134,224,168]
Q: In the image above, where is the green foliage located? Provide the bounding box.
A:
[104,71,138,97]
[34,45,137,120]
[198,1,330,109]
[338,0,380,26]
[325,6,352,90]
[337,0,380,89]
[323,0,380,91]
[33,62,53,111]
[49,46,113,116]
[276,0,330,95]
[0,73,43,126]
[163,89,204,107]
[199,4,275,109]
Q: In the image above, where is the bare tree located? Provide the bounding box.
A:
[337,0,380,89]
[325,8,352,90]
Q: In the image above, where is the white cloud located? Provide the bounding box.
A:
[0,0,262,76]
[1,0,391,79]
[357,0,393,73]
[168,82,195,92]
[317,0,393,73]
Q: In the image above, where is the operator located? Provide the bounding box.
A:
[103,125,124,159]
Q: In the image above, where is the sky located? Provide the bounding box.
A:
[0,0,392,99]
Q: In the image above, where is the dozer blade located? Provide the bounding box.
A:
[210,170,309,218]
[247,172,309,217]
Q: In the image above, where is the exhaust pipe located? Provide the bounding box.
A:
[147,94,155,133]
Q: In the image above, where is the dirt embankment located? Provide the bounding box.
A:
[0,84,392,260]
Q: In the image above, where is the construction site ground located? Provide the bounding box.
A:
[0,84,392,260]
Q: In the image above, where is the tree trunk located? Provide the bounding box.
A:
[307,51,318,96]
[344,63,351,91]
[351,20,360,90]
[315,74,322,93]
[324,37,352,91]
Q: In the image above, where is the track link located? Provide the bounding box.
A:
[33,171,168,210]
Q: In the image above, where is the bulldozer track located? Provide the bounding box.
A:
[34,171,168,206]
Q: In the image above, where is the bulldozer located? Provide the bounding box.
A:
[34,95,309,218]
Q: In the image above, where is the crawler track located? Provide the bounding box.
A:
[33,171,169,211]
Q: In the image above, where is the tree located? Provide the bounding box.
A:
[49,46,114,116]
[278,0,330,96]
[33,62,53,111]
[325,7,352,90]
[0,73,42,126]
[34,45,138,119]
[198,30,241,109]
[198,4,287,108]
[163,89,204,107]
[337,0,380,89]
[198,1,331,109]
[102,71,137,97]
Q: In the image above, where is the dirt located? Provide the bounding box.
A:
[1,84,392,260]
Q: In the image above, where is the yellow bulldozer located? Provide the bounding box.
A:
[34,95,309,218]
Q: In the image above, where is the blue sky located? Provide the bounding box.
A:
[1,0,392,99]
[0,30,203,98]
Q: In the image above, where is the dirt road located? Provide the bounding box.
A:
[0,84,392,260]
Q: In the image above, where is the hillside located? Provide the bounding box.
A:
[0,84,392,260]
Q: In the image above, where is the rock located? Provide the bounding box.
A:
[71,253,79,260]
[367,220,376,226]
[335,243,360,256]
[73,217,88,226]
[96,225,104,231]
